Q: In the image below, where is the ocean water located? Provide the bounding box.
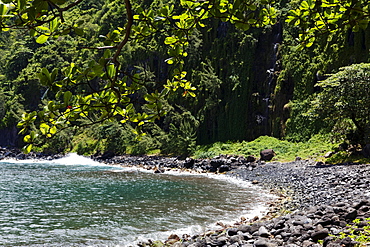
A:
[0,154,270,246]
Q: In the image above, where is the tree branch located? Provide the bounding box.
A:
[111,0,133,66]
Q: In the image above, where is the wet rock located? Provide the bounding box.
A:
[213,236,227,245]
[210,159,224,168]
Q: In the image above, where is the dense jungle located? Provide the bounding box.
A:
[0,0,369,160]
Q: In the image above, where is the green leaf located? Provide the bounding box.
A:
[106,64,116,78]
[23,135,31,143]
[49,18,59,32]
[0,4,8,16]
[234,22,250,30]
[29,29,36,37]
[165,57,174,64]
[40,123,50,135]
[50,126,57,135]
[144,94,156,102]
[64,91,72,104]
[36,34,49,44]
[51,68,58,82]
[103,50,111,59]
[24,144,33,154]
[301,1,309,9]
[30,130,36,140]
[73,27,84,36]
[41,68,51,82]
[188,91,196,97]
[36,26,50,31]
[164,36,178,45]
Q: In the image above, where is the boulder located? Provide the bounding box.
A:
[311,228,329,242]
[227,228,239,236]
[246,155,256,162]
[99,151,115,160]
[260,149,276,161]
[218,164,230,173]
[344,207,357,220]
[210,159,224,169]
[258,226,271,237]
[237,224,252,233]
[184,158,195,168]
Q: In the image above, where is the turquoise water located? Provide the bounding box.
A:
[0,154,268,246]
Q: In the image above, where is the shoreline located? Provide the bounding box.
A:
[1,149,370,246]
[91,154,370,246]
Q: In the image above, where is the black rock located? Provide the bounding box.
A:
[218,164,230,173]
[210,159,224,168]
[98,151,115,160]
[344,208,357,220]
[311,228,329,242]
[246,155,256,162]
[260,149,276,161]
[227,228,238,236]
[184,158,195,168]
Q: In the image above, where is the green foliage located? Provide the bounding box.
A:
[0,0,368,154]
[307,63,370,146]
[331,218,370,246]
[285,99,329,142]
[286,0,370,48]
[71,132,102,156]
[161,110,199,157]
[0,0,278,151]
[96,122,136,155]
[0,91,23,128]
[278,22,370,142]
[39,128,74,154]
[194,135,336,161]
[68,121,164,156]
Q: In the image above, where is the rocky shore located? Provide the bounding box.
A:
[1,149,370,246]
[88,153,370,247]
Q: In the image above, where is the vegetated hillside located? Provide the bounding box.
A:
[0,0,369,155]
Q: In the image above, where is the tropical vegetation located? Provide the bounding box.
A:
[0,0,369,160]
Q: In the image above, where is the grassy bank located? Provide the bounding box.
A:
[194,135,336,162]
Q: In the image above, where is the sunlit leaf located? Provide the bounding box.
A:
[36,34,49,44]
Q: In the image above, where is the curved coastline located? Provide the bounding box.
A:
[1,148,370,246]
[94,155,370,246]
